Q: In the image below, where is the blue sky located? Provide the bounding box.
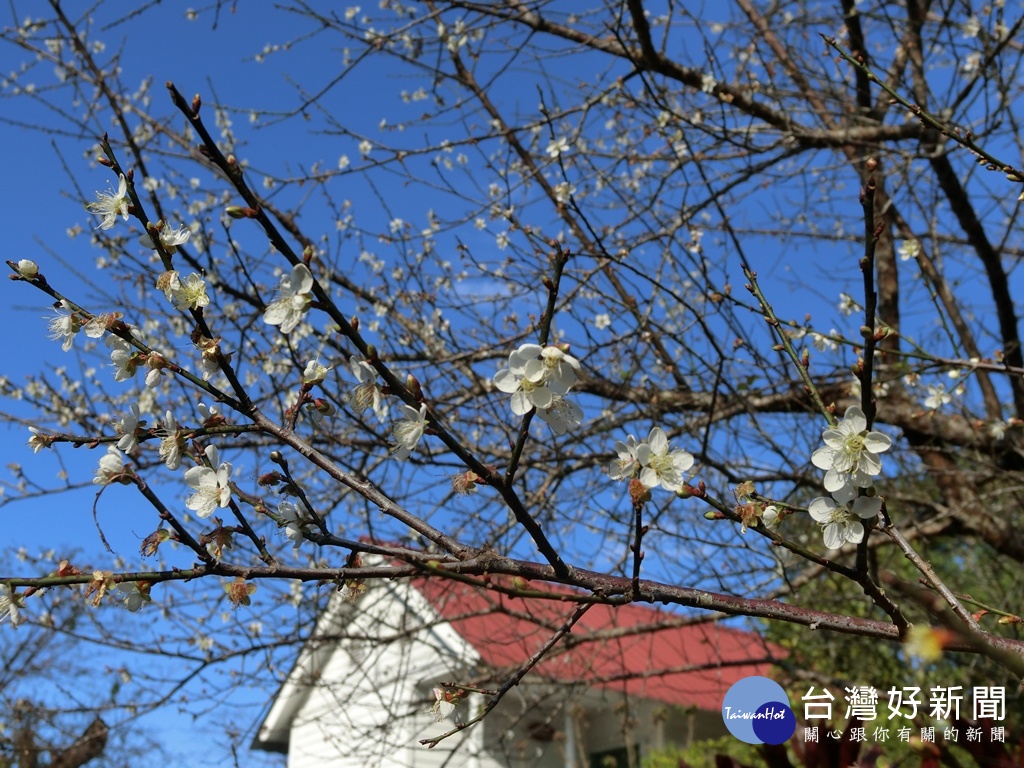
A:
[3,2,1022,765]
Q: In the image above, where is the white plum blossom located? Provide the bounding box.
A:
[430,688,457,722]
[0,584,21,627]
[263,263,314,334]
[637,427,694,492]
[493,344,581,421]
[86,174,129,230]
[184,445,233,518]
[116,403,143,453]
[303,359,331,385]
[811,406,892,492]
[47,300,78,351]
[158,411,184,470]
[27,427,50,453]
[93,445,126,485]
[348,356,388,421]
[539,346,581,395]
[898,239,920,262]
[116,582,148,612]
[923,384,952,410]
[108,337,138,381]
[545,137,570,158]
[391,403,427,460]
[608,435,643,480]
[536,397,582,436]
[278,499,314,548]
[761,505,782,531]
[140,223,191,253]
[166,272,210,310]
[808,483,882,549]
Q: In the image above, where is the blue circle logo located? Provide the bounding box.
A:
[721,676,796,745]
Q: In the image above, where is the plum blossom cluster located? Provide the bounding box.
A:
[493,343,582,434]
[807,406,891,549]
[607,426,694,493]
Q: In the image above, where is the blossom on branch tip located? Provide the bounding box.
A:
[263,263,314,334]
[303,359,331,385]
[810,406,891,492]
[637,427,694,492]
[391,403,427,460]
[86,174,130,230]
[184,445,233,518]
[93,445,126,485]
[15,259,38,279]
[27,427,51,453]
[808,483,881,549]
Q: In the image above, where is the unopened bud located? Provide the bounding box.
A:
[224,206,257,219]
[191,93,202,115]
[97,155,113,167]
[270,451,285,465]
[406,373,423,400]
[865,157,878,172]
[15,259,38,279]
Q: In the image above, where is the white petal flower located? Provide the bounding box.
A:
[86,174,130,230]
[898,239,920,262]
[923,384,951,411]
[0,584,22,627]
[636,427,695,492]
[430,688,456,722]
[808,484,881,550]
[184,445,233,518]
[810,406,892,492]
[391,403,427,460]
[168,273,210,310]
[116,582,148,612]
[116,402,143,453]
[761,505,782,531]
[540,346,581,396]
[348,356,388,421]
[263,263,315,334]
[48,300,78,352]
[493,343,581,418]
[536,396,582,436]
[93,445,125,485]
[158,410,184,470]
[303,359,331,385]
[545,137,570,158]
[140,223,191,253]
[279,499,313,549]
[608,435,644,480]
[107,337,138,381]
[27,427,50,453]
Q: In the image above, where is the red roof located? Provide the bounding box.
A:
[414,577,781,712]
